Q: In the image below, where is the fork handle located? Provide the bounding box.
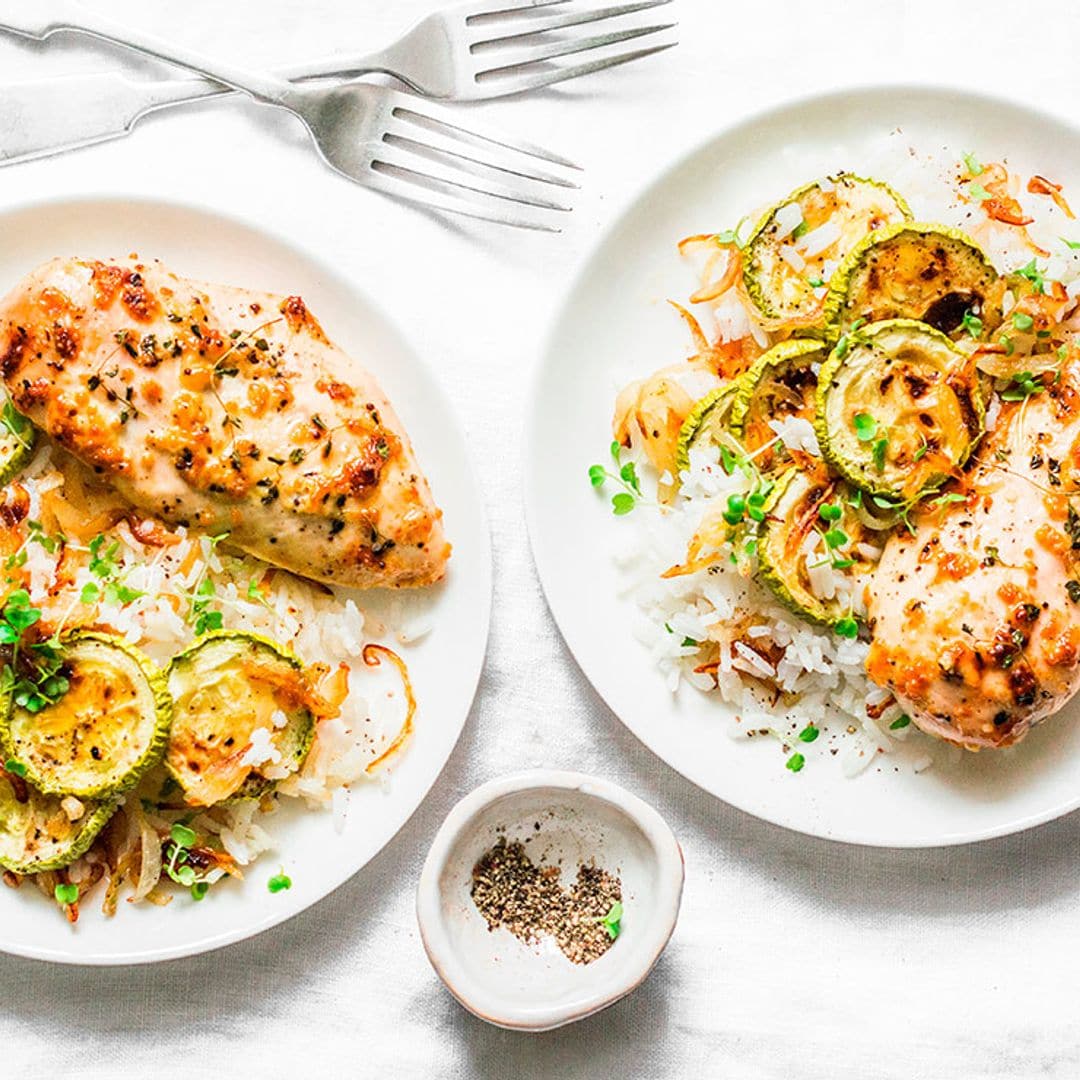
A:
[0,0,307,111]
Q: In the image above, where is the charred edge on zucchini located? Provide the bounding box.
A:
[742,174,912,323]
[814,318,984,500]
[0,632,170,800]
[824,222,1002,338]
[165,630,314,808]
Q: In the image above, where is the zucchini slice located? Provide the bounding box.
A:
[729,338,826,471]
[757,468,876,629]
[675,384,736,472]
[1,632,171,800]
[0,771,115,874]
[824,222,1002,338]
[815,319,984,500]
[0,395,35,485]
[166,631,315,808]
[742,174,911,324]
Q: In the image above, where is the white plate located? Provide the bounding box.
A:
[525,85,1080,848]
[0,196,491,962]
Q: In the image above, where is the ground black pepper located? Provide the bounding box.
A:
[470,836,622,966]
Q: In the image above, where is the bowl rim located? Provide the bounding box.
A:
[415,769,685,1032]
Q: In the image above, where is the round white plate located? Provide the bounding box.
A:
[526,85,1080,848]
[0,196,491,962]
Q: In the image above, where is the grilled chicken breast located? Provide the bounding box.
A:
[0,257,449,589]
[866,363,1080,748]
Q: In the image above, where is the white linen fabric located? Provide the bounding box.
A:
[0,1,1078,1076]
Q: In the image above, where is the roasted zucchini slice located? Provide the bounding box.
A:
[0,395,35,485]
[166,631,315,808]
[729,338,826,471]
[675,384,737,472]
[757,468,877,629]
[742,174,911,324]
[0,770,115,874]
[815,319,984,500]
[1,632,171,800]
[824,222,1002,338]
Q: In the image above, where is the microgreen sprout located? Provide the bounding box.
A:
[785,752,806,773]
[268,870,292,894]
[183,532,231,634]
[889,714,912,731]
[962,151,984,177]
[853,413,878,441]
[1012,311,1035,332]
[164,822,212,895]
[53,883,78,906]
[961,310,983,338]
[1015,258,1047,295]
[929,492,966,509]
[798,723,819,743]
[968,182,991,202]
[588,442,644,516]
[599,901,623,940]
[84,533,145,606]
[4,758,25,777]
[1000,371,1045,401]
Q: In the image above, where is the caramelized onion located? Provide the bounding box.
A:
[1028,174,1075,219]
[363,644,416,774]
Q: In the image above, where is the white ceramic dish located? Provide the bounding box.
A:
[0,195,492,964]
[525,85,1080,848]
[416,770,683,1031]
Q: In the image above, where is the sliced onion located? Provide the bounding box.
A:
[975,349,1060,379]
[130,812,163,904]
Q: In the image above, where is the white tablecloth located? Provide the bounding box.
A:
[1,2,1078,1076]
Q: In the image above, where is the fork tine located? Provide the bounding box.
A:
[477,40,675,93]
[469,0,672,45]
[386,90,581,170]
[473,22,674,76]
[382,117,579,189]
[374,141,573,211]
[461,0,571,20]
[364,163,563,232]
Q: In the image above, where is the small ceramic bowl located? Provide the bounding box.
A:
[416,770,684,1032]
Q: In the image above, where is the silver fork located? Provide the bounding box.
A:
[0,2,590,230]
[0,0,676,170]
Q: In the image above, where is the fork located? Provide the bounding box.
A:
[0,0,674,170]
[0,2,592,230]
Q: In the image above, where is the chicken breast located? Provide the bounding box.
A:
[0,257,450,589]
[866,363,1080,748]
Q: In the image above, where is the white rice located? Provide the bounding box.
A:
[619,134,1080,776]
